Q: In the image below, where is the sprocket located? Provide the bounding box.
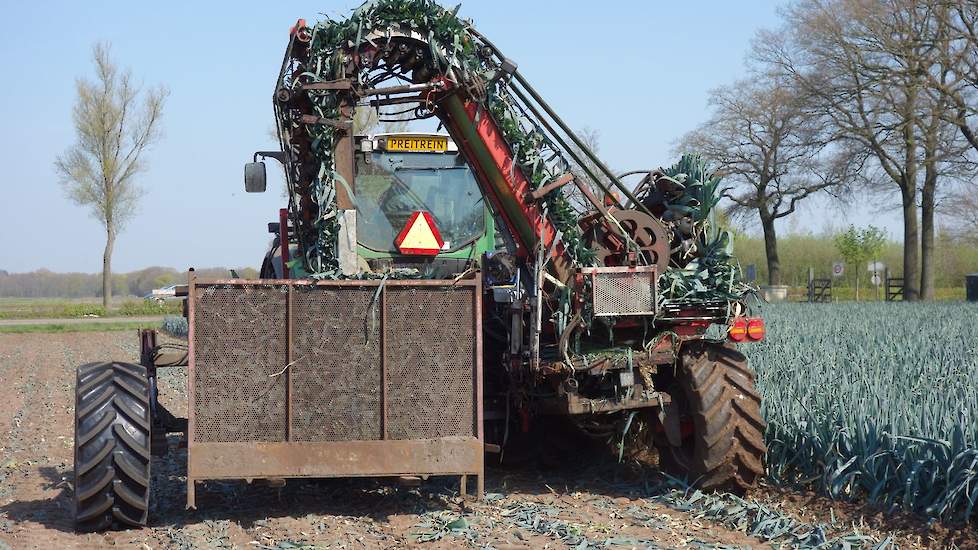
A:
[581,208,671,273]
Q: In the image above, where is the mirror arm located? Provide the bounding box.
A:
[253,151,290,165]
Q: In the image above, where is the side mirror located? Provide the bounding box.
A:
[244,162,267,193]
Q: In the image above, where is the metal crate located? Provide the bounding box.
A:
[186,275,483,506]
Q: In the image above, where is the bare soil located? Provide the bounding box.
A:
[0,332,971,549]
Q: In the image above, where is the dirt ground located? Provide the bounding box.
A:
[0,332,973,550]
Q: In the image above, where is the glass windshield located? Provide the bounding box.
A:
[356,151,485,253]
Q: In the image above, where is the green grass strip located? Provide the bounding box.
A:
[0,321,157,334]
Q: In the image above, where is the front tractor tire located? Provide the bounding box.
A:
[74,362,152,531]
[656,343,766,493]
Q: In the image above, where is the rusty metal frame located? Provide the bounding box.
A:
[185,275,484,507]
[189,438,483,479]
[186,271,198,508]
[561,389,670,415]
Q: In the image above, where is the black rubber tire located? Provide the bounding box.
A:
[657,343,766,493]
[74,362,152,531]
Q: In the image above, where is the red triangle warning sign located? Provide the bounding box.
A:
[394,211,445,256]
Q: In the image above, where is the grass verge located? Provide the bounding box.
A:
[0,321,158,334]
[0,298,182,320]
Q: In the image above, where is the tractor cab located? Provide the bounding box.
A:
[353,133,498,277]
[257,133,499,279]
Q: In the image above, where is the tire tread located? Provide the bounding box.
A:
[74,361,151,531]
[661,343,767,493]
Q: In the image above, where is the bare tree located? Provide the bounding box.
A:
[920,0,978,297]
[759,0,963,300]
[916,89,969,298]
[945,181,978,243]
[928,2,978,153]
[679,76,849,286]
[874,0,969,299]
[566,127,615,211]
[55,44,167,307]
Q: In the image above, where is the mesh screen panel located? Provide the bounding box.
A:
[191,281,477,444]
[291,286,382,441]
[193,285,288,442]
[384,287,476,440]
[592,270,656,316]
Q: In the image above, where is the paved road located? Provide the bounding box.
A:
[0,315,164,326]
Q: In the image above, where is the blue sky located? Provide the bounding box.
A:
[0,1,900,274]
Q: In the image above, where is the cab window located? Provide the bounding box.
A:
[355,150,485,253]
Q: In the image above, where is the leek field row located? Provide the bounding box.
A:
[745,302,978,523]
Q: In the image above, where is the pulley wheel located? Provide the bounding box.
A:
[582,208,670,272]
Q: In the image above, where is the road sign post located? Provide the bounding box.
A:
[868,261,884,301]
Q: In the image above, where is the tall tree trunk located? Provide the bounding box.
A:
[900,84,921,302]
[102,227,115,308]
[900,185,920,301]
[920,168,936,301]
[920,102,942,302]
[760,213,781,286]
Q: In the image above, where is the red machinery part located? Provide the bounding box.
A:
[290,19,311,42]
[438,94,570,277]
[279,208,290,279]
[729,317,765,342]
[728,318,748,342]
[746,317,765,341]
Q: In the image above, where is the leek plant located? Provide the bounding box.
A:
[746,302,978,523]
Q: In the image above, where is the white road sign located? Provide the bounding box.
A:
[832,261,845,277]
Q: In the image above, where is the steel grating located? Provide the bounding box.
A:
[586,267,657,317]
[291,286,382,441]
[192,285,288,442]
[384,287,476,440]
[190,279,479,445]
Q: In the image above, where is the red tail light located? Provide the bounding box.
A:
[747,318,765,341]
[729,318,748,342]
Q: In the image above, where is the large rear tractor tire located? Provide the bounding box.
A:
[656,343,766,493]
[74,362,152,531]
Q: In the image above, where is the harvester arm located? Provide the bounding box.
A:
[272,10,666,280]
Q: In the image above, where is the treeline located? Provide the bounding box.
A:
[681,0,978,301]
[733,231,977,289]
[0,266,259,299]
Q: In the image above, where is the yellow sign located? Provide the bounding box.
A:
[385,136,449,152]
